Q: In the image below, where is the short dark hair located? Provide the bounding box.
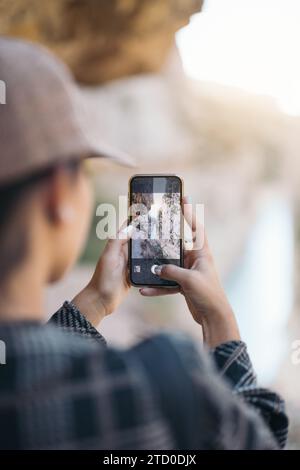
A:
[0,159,80,283]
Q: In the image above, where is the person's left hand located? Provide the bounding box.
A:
[72,228,131,327]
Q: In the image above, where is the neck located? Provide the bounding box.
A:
[0,263,45,323]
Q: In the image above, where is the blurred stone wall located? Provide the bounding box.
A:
[0,0,203,84]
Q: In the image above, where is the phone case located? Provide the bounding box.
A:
[128,174,184,288]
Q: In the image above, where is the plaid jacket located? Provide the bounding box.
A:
[0,301,288,450]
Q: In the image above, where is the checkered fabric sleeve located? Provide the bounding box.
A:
[211,340,288,449]
[49,301,107,346]
[49,302,288,449]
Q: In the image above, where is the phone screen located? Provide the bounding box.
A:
[129,175,183,287]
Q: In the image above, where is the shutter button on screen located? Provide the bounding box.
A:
[151,264,159,275]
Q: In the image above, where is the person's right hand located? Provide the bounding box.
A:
[140,196,241,348]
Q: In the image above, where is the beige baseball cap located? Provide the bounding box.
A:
[0,37,135,186]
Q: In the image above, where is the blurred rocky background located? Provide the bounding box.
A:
[1,0,300,449]
[0,0,202,83]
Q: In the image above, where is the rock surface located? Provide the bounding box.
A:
[0,0,203,84]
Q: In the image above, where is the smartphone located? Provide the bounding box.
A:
[128,174,183,287]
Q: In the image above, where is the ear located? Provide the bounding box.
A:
[44,168,76,225]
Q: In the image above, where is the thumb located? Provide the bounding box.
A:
[155,264,190,286]
[103,223,133,255]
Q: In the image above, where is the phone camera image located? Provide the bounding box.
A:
[129,175,183,287]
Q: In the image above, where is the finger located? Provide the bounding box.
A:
[182,196,196,251]
[117,220,134,242]
[155,264,190,285]
[139,287,180,296]
[121,239,129,262]
[182,195,196,232]
[103,221,134,256]
[102,237,127,260]
[182,196,206,251]
[104,238,127,256]
[183,206,195,251]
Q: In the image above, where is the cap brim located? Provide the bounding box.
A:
[86,140,136,168]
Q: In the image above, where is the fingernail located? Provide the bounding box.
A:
[154,265,163,275]
[119,224,133,238]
